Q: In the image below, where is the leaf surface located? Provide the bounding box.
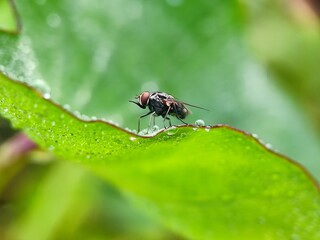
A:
[1,73,319,239]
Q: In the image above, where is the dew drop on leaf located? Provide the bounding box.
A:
[43,93,51,99]
[166,126,178,136]
[266,143,273,150]
[63,104,71,111]
[33,79,50,94]
[252,133,259,139]
[195,119,205,126]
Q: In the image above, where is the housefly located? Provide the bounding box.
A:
[130,91,208,133]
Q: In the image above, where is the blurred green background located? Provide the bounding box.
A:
[0,0,320,239]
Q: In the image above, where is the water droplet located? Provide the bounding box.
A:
[195,119,205,126]
[63,104,71,111]
[130,137,136,141]
[4,108,8,113]
[265,143,273,149]
[51,121,55,126]
[166,126,178,136]
[33,79,50,94]
[252,133,259,138]
[138,129,149,136]
[43,93,51,99]
[74,110,81,118]
[81,115,90,121]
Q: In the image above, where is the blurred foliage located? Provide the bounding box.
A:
[245,0,320,132]
[0,0,320,239]
[0,158,180,240]
[0,118,17,144]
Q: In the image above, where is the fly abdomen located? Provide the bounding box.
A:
[171,102,189,119]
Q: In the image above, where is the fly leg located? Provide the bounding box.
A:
[163,107,172,129]
[147,112,156,133]
[138,111,154,133]
[165,117,172,128]
[177,117,188,125]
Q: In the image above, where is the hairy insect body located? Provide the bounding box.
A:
[148,92,189,119]
[130,91,206,133]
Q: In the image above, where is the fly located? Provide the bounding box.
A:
[130,91,208,133]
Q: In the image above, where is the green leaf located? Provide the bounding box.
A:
[1,73,320,239]
[1,0,319,180]
[0,0,19,33]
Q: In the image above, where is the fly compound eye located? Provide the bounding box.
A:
[139,91,150,107]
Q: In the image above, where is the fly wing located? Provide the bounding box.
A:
[178,101,209,111]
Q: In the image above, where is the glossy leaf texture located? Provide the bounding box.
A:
[1,73,320,239]
[0,0,319,180]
